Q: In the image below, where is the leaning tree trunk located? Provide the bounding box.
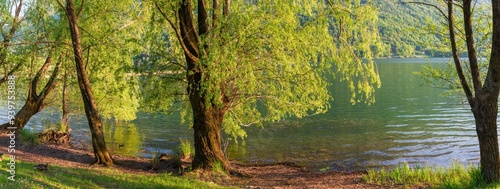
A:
[61,69,71,133]
[0,53,61,133]
[1,96,44,132]
[473,96,500,182]
[64,0,112,165]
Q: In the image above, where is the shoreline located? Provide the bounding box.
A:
[0,134,408,188]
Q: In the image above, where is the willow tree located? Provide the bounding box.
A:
[0,0,68,132]
[0,0,142,135]
[151,0,381,171]
[56,0,144,165]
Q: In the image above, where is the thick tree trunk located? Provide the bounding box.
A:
[173,0,229,171]
[476,0,500,182]
[1,53,61,133]
[473,96,500,182]
[0,97,42,132]
[64,0,112,166]
[191,99,228,170]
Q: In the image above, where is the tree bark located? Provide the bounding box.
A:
[0,53,61,133]
[191,103,228,170]
[64,0,112,166]
[0,0,24,84]
[61,69,71,133]
[474,0,500,182]
[178,0,228,171]
[154,0,232,171]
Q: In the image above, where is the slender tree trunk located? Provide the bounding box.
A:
[61,69,71,133]
[64,0,112,165]
[176,0,228,171]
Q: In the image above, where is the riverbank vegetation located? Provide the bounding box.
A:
[364,162,500,189]
[0,161,228,189]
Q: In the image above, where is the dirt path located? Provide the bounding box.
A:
[0,134,417,188]
[222,163,383,189]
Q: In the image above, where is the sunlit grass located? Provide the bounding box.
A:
[0,161,233,189]
[363,161,500,189]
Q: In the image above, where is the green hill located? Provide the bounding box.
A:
[375,0,449,57]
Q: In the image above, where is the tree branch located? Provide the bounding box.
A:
[153,0,199,62]
[39,54,64,103]
[401,1,449,20]
[447,0,474,105]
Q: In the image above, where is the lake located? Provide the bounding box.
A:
[1,58,483,171]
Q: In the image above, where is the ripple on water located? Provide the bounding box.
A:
[385,124,409,127]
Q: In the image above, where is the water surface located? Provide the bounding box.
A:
[1,58,483,171]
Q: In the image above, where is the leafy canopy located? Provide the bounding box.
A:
[143,0,381,139]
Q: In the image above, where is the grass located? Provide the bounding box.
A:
[179,138,193,159]
[150,152,161,171]
[0,161,233,189]
[211,160,226,175]
[363,162,500,189]
[18,129,38,145]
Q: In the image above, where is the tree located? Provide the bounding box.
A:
[58,0,113,165]
[412,0,500,182]
[0,49,63,132]
[150,0,381,171]
[0,0,66,132]
[54,0,144,165]
[0,0,26,84]
[0,0,143,135]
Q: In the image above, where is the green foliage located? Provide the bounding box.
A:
[178,138,193,159]
[66,0,145,121]
[1,0,145,123]
[363,162,500,189]
[414,62,462,95]
[148,0,381,140]
[151,150,161,170]
[414,2,491,95]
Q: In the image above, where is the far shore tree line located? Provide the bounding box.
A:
[2,0,500,184]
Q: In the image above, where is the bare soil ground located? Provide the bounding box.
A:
[0,134,424,188]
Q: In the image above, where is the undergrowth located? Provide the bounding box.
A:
[363,161,500,188]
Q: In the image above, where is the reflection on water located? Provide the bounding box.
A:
[0,58,487,171]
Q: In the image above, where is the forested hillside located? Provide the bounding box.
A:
[375,0,449,57]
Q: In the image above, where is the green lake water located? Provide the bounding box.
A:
[3,58,482,171]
